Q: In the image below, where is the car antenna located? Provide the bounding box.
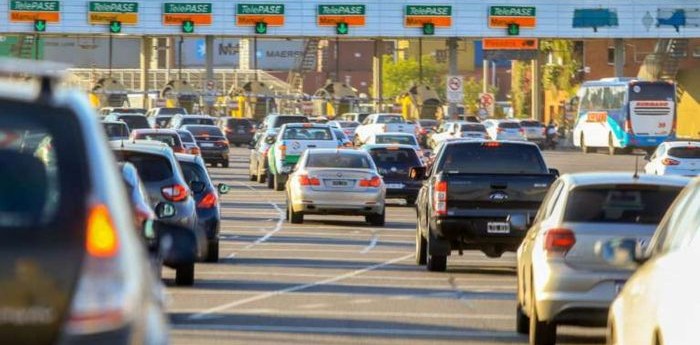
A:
[633,155,640,179]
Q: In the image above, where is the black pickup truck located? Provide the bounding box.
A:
[412,140,558,272]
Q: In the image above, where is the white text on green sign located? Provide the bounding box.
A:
[164,3,211,14]
[89,2,137,13]
[237,4,284,15]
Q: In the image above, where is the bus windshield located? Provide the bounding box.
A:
[629,83,675,101]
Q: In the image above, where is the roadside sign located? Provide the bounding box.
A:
[88,1,138,25]
[336,22,348,35]
[317,5,366,26]
[236,4,284,26]
[422,23,435,35]
[489,6,536,28]
[34,19,46,31]
[482,38,538,50]
[404,5,452,28]
[479,93,495,117]
[163,2,212,25]
[109,20,122,33]
[446,75,464,103]
[181,20,194,33]
[10,1,60,23]
[507,23,519,35]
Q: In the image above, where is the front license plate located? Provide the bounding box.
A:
[386,183,404,189]
[200,143,214,147]
[487,222,510,234]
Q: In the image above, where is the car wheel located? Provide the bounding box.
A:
[257,166,267,183]
[289,202,303,224]
[366,208,385,226]
[426,232,447,272]
[516,304,530,334]
[266,171,274,189]
[223,160,230,168]
[581,134,592,154]
[415,221,427,265]
[274,174,285,191]
[529,277,556,345]
[205,240,219,263]
[175,263,195,286]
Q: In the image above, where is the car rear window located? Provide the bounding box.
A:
[564,185,682,224]
[499,122,521,129]
[283,127,333,140]
[375,135,416,145]
[307,152,373,169]
[182,117,215,126]
[177,130,195,143]
[461,124,486,132]
[227,119,253,128]
[376,115,404,124]
[180,161,208,184]
[113,152,173,182]
[668,146,700,159]
[134,133,182,148]
[333,129,348,141]
[438,143,547,174]
[369,148,421,168]
[103,122,129,138]
[118,115,150,130]
[272,116,309,128]
[158,108,187,115]
[186,126,224,137]
[520,121,542,127]
[0,103,87,227]
[113,108,146,115]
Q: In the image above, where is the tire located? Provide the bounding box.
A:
[257,165,267,183]
[249,170,257,181]
[288,201,303,224]
[175,263,195,286]
[205,240,219,263]
[266,171,274,189]
[426,232,447,272]
[581,134,592,154]
[223,160,230,168]
[406,197,417,206]
[529,278,557,345]
[415,222,427,265]
[516,304,530,335]
[274,174,285,191]
[608,135,617,156]
[366,208,385,226]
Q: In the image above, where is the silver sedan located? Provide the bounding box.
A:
[285,148,386,226]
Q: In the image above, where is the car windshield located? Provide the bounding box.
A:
[103,122,129,138]
[307,152,373,169]
[272,116,309,128]
[119,115,150,130]
[177,130,195,143]
[283,127,333,140]
[520,121,542,127]
[135,133,181,147]
[180,161,208,184]
[460,124,486,132]
[375,135,416,145]
[158,108,187,115]
[376,115,404,124]
[113,151,173,182]
[369,148,421,168]
[564,185,682,224]
[182,117,215,126]
[668,146,700,159]
[186,126,224,137]
[438,143,547,174]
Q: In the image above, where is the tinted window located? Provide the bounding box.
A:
[113,152,173,182]
[375,135,416,145]
[134,133,181,148]
[376,115,404,124]
[177,130,195,143]
[158,108,187,115]
[564,185,681,224]
[438,143,547,174]
[182,118,215,126]
[668,146,700,159]
[460,124,486,132]
[227,119,253,128]
[103,122,129,138]
[520,121,542,127]
[307,152,373,169]
[283,127,333,140]
[186,126,224,137]
[118,115,150,130]
[357,114,369,123]
[419,120,438,127]
[498,122,521,129]
[180,161,208,184]
[629,83,675,101]
[369,148,421,168]
[272,116,309,128]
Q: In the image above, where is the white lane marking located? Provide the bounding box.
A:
[216,308,514,320]
[359,232,379,254]
[191,270,515,283]
[297,303,328,310]
[227,181,286,256]
[226,253,236,259]
[189,253,413,320]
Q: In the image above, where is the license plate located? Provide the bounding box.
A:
[614,281,626,295]
[237,129,246,134]
[487,222,510,234]
[329,180,349,187]
[200,143,214,147]
[386,183,405,189]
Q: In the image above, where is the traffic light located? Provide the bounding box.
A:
[255,22,267,34]
[34,19,46,32]
[507,23,520,36]
[109,21,122,34]
[336,22,348,35]
[422,23,435,35]
[182,20,195,33]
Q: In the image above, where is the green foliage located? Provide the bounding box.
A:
[510,60,530,117]
[463,77,498,114]
[381,55,447,99]
[540,40,580,94]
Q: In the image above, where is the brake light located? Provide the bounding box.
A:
[224,128,232,134]
[198,191,218,208]
[190,146,201,155]
[161,184,188,202]
[359,176,382,187]
[216,140,229,147]
[250,128,256,133]
[661,158,680,166]
[543,228,576,255]
[433,180,447,216]
[419,128,428,135]
[483,141,501,148]
[86,204,119,258]
[173,146,186,153]
[298,174,320,186]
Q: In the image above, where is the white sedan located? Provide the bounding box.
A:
[365,132,421,151]
[644,141,700,176]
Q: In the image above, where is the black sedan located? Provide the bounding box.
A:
[182,125,230,167]
[362,144,424,205]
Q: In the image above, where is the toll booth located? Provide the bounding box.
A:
[89,77,129,108]
[228,81,276,121]
[160,80,199,114]
[398,84,442,121]
[312,81,358,119]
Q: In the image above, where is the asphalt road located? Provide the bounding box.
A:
[165,148,640,345]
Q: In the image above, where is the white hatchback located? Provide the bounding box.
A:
[644,141,700,176]
[483,119,527,141]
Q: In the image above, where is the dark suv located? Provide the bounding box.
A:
[218,117,256,146]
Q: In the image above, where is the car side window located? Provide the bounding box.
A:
[655,187,700,255]
[533,180,563,224]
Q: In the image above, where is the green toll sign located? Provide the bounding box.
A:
[255,21,267,34]
[34,19,46,32]
[109,20,122,33]
[507,23,519,35]
[182,20,194,33]
[422,22,434,35]
[336,21,348,35]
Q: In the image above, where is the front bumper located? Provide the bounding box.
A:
[291,189,385,215]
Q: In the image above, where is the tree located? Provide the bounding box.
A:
[381,55,447,100]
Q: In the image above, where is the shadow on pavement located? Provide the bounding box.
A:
[222,234,412,249]
[219,257,416,271]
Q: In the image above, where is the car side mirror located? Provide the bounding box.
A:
[154,202,176,219]
[409,166,427,180]
[265,136,276,145]
[595,238,646,269]
[217,183,230,195]
[549,168,560,177]
[189,181,206,194]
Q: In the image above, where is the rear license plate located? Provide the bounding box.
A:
[200,143,214,147]
[487,222,510,234]
[237,129,246,134]
[329,180,349,187]
[386,183,404,189]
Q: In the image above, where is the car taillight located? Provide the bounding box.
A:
[224,128,232,134]
[381,125,387,132]
[298,174,320,186]
[497,127,504,133]
[419,128,428,135]
[433,180,447,216]
[661,158,680,166]
[66,204,131,335]
[359,176,382,187]
[198,191,218,208]
[483,141,501,148]
[161,184,188,202]
[190,146,201,155]
[519,128,525,135]
[249,128,256,133]
[543,228,576,255]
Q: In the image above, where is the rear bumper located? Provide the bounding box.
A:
[59,325,132,345]
[431,212,535,252]
[226,134,254,144]
[291,189,385,215]
[201,148,229,161]
[385,183,421,199]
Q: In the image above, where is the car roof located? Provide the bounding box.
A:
[443,139,538,147]
[362,144,417,150]
[182,124,219,129]
[663,141,700,148]
[375,132,414,136]
[177,115,212,119]
[112,113,146,117]
[563,172,690,188]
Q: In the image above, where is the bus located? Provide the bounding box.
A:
[572,78,676,155]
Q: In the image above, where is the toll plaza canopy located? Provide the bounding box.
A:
[1,0,699,38]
